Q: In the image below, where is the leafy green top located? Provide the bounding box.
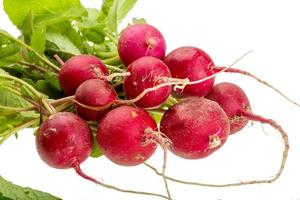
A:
[0,176,61,200]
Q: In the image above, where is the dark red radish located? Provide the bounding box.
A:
[97,106,157,166]
[59,55,108,96]
[164,46,215,97]
[206,82,251,134]
[204,82,289,184]
[75,79,118,121]
[160,97,230,159]
[35,112,101,182]
[123,56,172,108]
[118,24,166,66]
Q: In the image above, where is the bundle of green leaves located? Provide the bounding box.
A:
[0,0,143,198]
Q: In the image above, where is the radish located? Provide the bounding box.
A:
[164,46,215,97]
[97,106,157,166]
[58,55,108,96]
[36,112,167,199]
[206,82,251,134]
[165,46,299,106]
[36,112,94,177]
[74,79,118,121]
[123,56,172,108]
[118,24,166,66]
[97,105,172,199]
[160,97,230,159]
[148,84,289,186]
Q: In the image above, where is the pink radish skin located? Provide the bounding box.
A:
[118,24,166,66]
[123,56,172,108]
[36,112,93,169]
[97,106,157,166]
[160,97,230,159]
[74,79,118,121]
[59,55,108,96]
[36,112,100,184]
[206,82,251,134]
[164,47,215,97]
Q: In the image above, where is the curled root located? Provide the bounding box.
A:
[145,111,289,188]
[73,163,169,199]
[214,66,300,107]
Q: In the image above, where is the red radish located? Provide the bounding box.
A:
[160,97,230,159]
[123,56,172,108]
[59,55,108,96]
[164,46,215,97]
[97,106,157,166]
[75,79,118,121]
[203,82,289,183]
[118,24,166,66]
[206,82,251,134]
[35,112,98,181]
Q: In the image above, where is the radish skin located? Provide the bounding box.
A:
[118,24,166,66]
[160,97,230,159]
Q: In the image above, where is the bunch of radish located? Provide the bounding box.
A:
[31,23,291,199]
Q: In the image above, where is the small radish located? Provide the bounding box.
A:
[160,97,230,159]
[59,55,108,96]
[204,82,289,183]
[97,106,157,166]
[75,79,118,121]
[118,24,166,66]
[206,82,251,134]
[164,46,215,97]
[123,56,172,108]
[36,112,96,181]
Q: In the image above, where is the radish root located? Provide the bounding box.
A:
[214,66,300,107]
[144,128,173,200]
[145,111,289,187]
[73,163,168,199]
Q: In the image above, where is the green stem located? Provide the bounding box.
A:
[0,105,35,112]
[55,102,73,112]
[106,64,126,72]
[0,30,60,72]
[148,110,164,124]
[103,32,118,44]
[49,95,74,106]
[0,118,39,144]
[0,74,54,114]
[16,61,48,74]
[97,51,117,59]
[103,55,121,65]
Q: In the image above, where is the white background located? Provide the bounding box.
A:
[1,0,300,200]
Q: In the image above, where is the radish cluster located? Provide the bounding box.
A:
[34,23,289,199]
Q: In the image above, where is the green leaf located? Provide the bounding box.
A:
[20,12,34,44]
[44,72,61,91]
[30,26,46,54]
[35,80,63,99]
[0,34,20,59]
[46,31,81,55]
[29,26,46,62]
[0,176,61,200]
[117,0,137,23]
[3,0,84,29]
[105,0,138,33]
[107,0,119,33]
